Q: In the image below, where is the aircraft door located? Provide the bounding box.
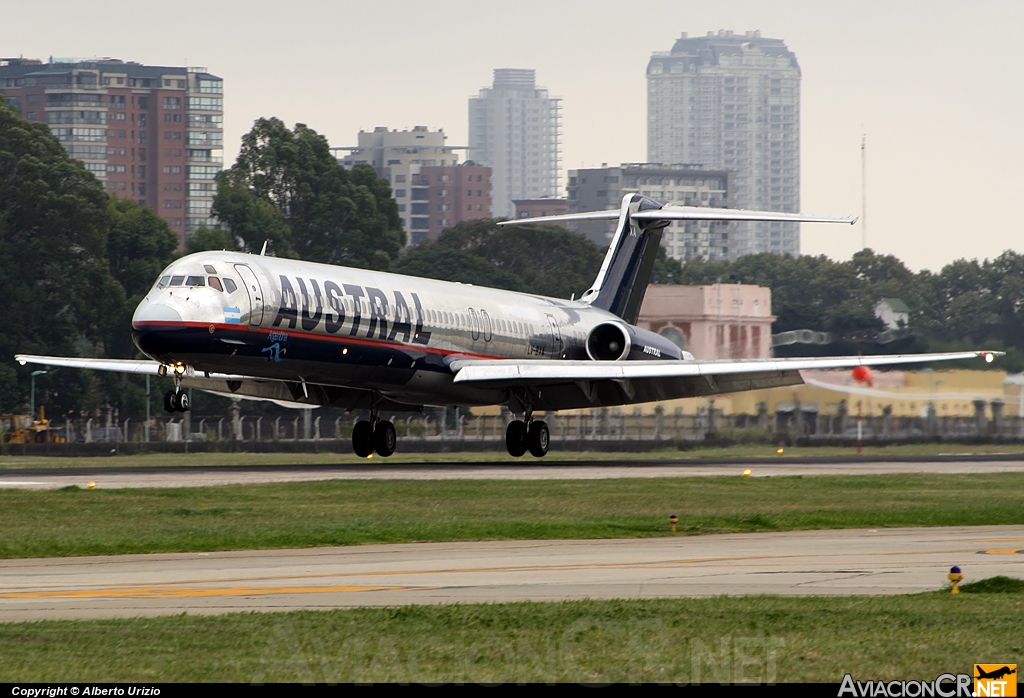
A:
[234,264,265,327]
[546,314,562,358]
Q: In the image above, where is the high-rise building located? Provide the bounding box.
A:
[566,163,733,261]
[0,57,223,248]
[335,126,490,244]
[468,69,561,218]
[647,30,800,257]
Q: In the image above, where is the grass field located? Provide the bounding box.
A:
[2,441,1024,470]
[2,473,1023,558]
[1,593,1021,682]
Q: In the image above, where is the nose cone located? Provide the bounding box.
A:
[132,298,184,361]
[132,298,183,326]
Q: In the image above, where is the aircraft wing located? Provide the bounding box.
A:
[15,354,249,381]
[14,354,418,412]
[450,351,998,411]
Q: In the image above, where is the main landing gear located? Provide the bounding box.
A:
[506,418,549,458]
[352,396,396,458]
[163,388,189,412]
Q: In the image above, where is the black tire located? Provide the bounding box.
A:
[176,391,190,412]
[505,420,527,457]
[374,420,397,457]
[163,390,176,413]
[527,420,550,458]
[352,420,374,458]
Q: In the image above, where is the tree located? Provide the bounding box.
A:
[107,197,179,301]
[391,245,523,291]
[0,101,117,414]
[394,219,603,299]
[214,118,404,268]
[184,224,238,255]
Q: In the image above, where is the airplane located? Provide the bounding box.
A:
[975,666,1016,680]
[16,193,999,458]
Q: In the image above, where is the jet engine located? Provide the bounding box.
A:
[586,322,632,361]
[585,321,686,362]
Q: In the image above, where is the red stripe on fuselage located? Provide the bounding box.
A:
[132,320,509,361]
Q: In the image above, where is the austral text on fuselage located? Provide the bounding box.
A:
[272,275,432,346]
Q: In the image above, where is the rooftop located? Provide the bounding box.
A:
[0,57,220,82]
[648,30,798,73]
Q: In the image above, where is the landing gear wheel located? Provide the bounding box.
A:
[176,391,190,412]
[505,420,527,457]
[374,420,397,457]
[352,420,374,458]
[163,390,176,413]
[527,420,549,458]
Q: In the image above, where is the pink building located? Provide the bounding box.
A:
[637,284,775,360]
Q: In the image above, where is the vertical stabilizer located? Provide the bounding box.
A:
[578,194,666,324]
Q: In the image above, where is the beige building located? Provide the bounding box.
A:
[637,284,774,359]
[334,125,463,173]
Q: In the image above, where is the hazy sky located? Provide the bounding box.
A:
[3,0,1022,271]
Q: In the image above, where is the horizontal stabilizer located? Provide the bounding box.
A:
[497,205,856,227]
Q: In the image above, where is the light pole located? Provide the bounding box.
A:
[30,370,47,420]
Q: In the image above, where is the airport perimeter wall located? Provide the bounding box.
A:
[7,405,1024,456]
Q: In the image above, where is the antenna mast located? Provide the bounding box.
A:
[861,132,867,250]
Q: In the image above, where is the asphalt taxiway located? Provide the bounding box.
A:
[1,457,1024,489]
[1,525,1021,621]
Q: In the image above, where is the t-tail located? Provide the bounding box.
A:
[498,195,856,324]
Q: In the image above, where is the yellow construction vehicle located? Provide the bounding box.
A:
[0,407,66,444]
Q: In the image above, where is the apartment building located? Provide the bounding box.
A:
[387,162,492,244]
[0,57,223,247]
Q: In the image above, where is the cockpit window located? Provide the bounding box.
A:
[157,275,171,289]
[208,277,223,292]
[169,276,185,286]
[223,278,237,293]
[185,275,206,287]
[203,265,217,274]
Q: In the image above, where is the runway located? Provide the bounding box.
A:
[1,458,1024,489]
[2,525,1022,621]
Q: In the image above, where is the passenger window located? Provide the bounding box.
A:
[223,278,237,293]
[157,275,170,289]
[169,276,185,286]
[208,277,223,292]
[185,275,206,287]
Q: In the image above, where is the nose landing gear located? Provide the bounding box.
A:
[163,389,190,412]
[162,365,191,413]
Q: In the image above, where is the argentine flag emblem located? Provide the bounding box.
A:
[223,307,242,324]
